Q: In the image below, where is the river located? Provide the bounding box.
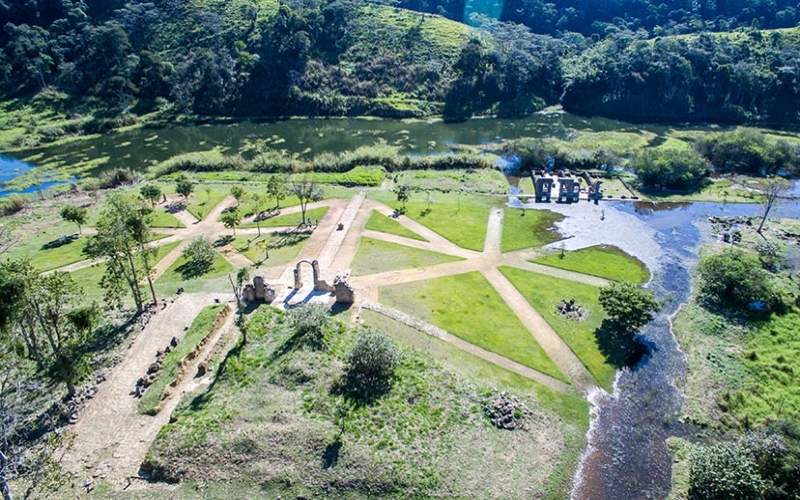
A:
[516,198,800,499]
[2,111,670,193]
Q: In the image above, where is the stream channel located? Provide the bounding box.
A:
[4,113,800,498]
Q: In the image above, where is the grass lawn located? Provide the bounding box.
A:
[230,232,310,268]
[5,218,90,271]
[350,237,463,276]
[378,271,565,382]
[178,185,228,221]
[369,191,497,251]
[498,266,615,391]
[364,210,427,241]
[138,305,225,415]
[501,207,564,252]
[532,245,650,284]
[240,206,329,229]
[154,248,233,296]
[149,208,185,228]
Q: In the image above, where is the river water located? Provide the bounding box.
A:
[514,198,800,499]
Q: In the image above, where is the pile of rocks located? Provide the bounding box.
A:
[133,336,179,398]
[555,298,588,322]
[483,391,531,430]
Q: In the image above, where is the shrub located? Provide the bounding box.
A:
[0,195,29,216]
[346,328,402,387]
[98,168,140,189]
[689,440,767,500]
[288,303,330,348]
[631,146,711,190]
[698,248,776,311]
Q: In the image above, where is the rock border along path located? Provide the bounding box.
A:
[61,190,612,489]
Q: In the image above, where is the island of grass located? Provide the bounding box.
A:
[378,271,566,382]
[350,237,464,276]
[364,210,427,241]
[368,191,495,251]
[230,232,311,268]
[501,207,564,252]
[138,305,226,415]
[498,266,616,391]
[154,245,233,296]
[143,305,584,498]
[532,245,650,284]
[240,206,329,229]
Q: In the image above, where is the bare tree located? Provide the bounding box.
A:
[757,177,788,234]
[0,224,17,256]
[288,178,324,225]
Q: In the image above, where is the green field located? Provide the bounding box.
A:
[532,245,650,284]
[350,237,464,275]
[364,210,427,241]
[240,206,329,229]
[501,208,564,252]
[498,266,615,391]
[230,232,310,267]
[154,248,233,295]
[368,191,497,251]
[378,271,565,382]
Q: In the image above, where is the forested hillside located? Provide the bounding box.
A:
[2,0,800,124]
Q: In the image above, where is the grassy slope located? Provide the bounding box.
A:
[498,266,615,391]
[350,237,464,276]
[145,305,582,499]
[378,271,566,382]
[532,244,650,284]
[675,303,800,428]
[501,207,564,252]
[364,210,427,241]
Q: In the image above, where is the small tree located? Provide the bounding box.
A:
[251,193,265,236]
[288,177,323,224]
[599,281,659,334]
[757,176,788,234]
[267,174,287,209]
[346,328,402,389]
[220,206,242,235]
[183,237,215,276]
[140,184,162,207]
[229,268,250,343]
[59,205,87,235]
[395,185,409,210]
[230,186,246,206]
[175,179,194,200]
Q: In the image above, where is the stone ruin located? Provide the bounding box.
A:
[243,275,276,304]
[292,259,355,304]
[483,391,532,430]
[557,177,581,203]
[555,298,588,322]
[534,177,554,202]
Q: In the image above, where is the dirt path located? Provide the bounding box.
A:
[62,292,234,485]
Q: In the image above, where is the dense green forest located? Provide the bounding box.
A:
[2,0,800,124]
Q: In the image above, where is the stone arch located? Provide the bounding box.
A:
[293,259,320,289]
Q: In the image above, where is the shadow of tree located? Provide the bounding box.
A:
[175,261,211,280]
[331,372,393,408]
[322,439,342,469]
[213,235,234,248]
[595,319,650,368]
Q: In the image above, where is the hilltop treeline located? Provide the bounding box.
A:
[2,0,800,124]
